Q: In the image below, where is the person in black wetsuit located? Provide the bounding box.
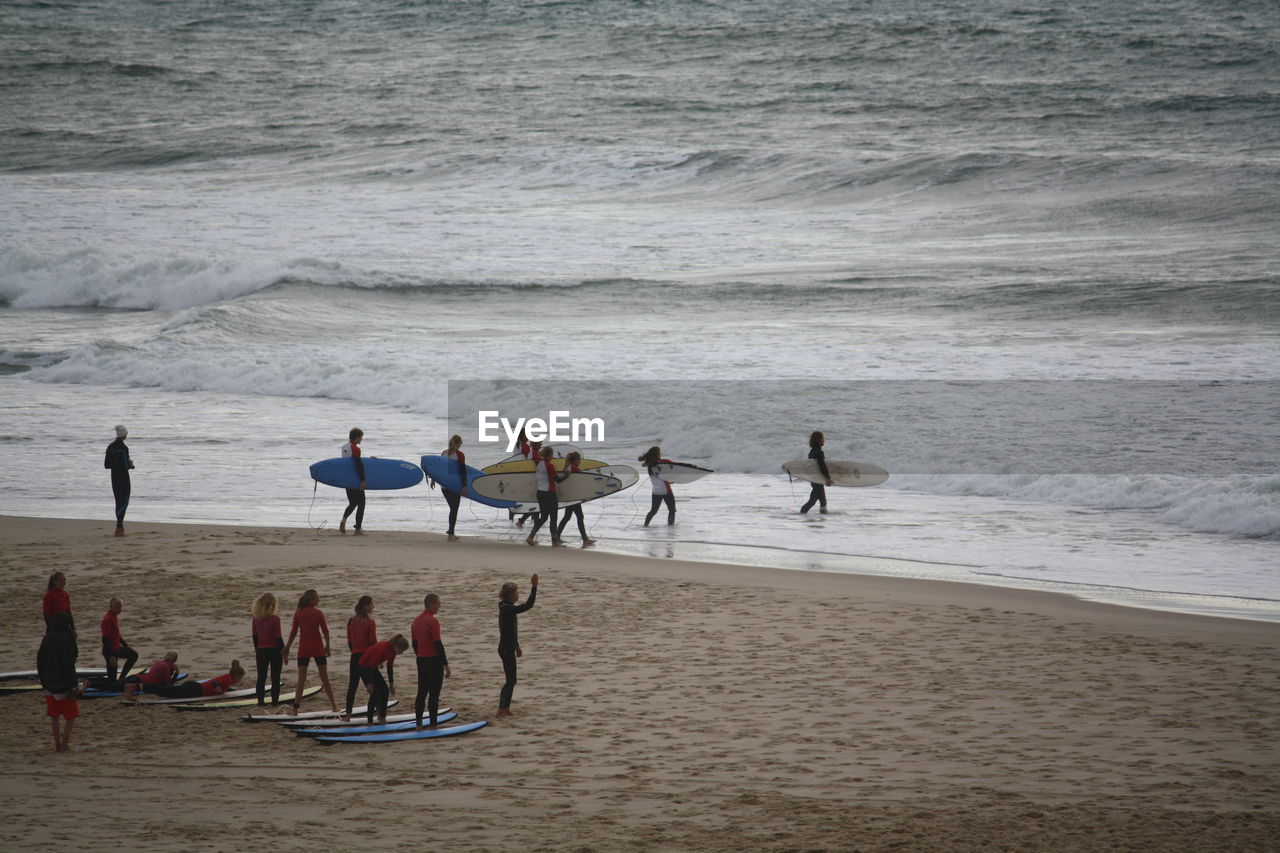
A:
[104,424,134,537]
[339,428,366,535]
[799,430,833,514]
[496,573,538,718]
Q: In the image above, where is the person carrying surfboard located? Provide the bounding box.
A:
[555,452,596,546]
[432,435,467,541]
[105,423,134,537]
[799,431,833,514]
[639,446,676,526]
[339,428,367,535]
[525,447,568,547]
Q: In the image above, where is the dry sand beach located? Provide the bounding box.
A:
[1,515,1277,852]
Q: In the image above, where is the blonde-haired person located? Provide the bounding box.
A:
[430,435,467,541]
[496,573,538,717]
[251,592,284,706]
[283,589,339,715]
[130,659,246,699]
[357,633,409,725]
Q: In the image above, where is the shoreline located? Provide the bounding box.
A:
[2,515,1278,851]
[7,510,1277,625]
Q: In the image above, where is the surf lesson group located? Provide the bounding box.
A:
[27,567,540,751]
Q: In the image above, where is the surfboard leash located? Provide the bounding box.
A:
[305,480,329,532]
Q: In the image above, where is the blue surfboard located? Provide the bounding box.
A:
[420,455,516,509]
[310,457,424,490]
[315,719,488,744]
[295,710,458,737]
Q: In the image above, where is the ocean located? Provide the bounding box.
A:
[2,0,1277,620]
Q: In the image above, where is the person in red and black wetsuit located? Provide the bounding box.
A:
[339,428,367,535]
[358,634,408,725]
[121,651,179,702]
[555,451,596,546]
[799,430,833,514]
[411,593,451,730]
[100,596,138,684]
[639,446,676,527]
[513,434,539,528]
[251,592,284,706]
[283,589,340,715]
[42,571,73,633]
[130,659,245,699]
[344,595,377,719]
[526,446,567,547]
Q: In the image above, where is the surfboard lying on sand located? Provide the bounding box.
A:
[649,462,713,484]
[243,698,401,723]
[171,685,322,710]
[294,710,458,737]
[0,666,144,682]
[470,471,623,504]
[419,455,516,508]
[310,457,424,490]
[314,719,488,744]
[275,707,423,728]
[782,459,889,487]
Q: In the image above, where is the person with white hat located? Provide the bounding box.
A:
[104,424,135,536]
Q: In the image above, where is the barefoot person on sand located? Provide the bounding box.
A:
[283,589,340,716]
[37,611,80,752]
[251,592,284,706]
[411,593,451,730]
[343,594,377,719]
[358,634,408,725]
[100,596,138,685]
[496,573,538,718]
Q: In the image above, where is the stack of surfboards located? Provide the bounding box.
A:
[253,705,488,744]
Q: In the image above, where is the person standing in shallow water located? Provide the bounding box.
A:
[104,424,135,536]
[639,446,676,527]
[339,427,367,535]
[799,430,833,514]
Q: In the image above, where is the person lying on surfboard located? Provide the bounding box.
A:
[124,659,245,700]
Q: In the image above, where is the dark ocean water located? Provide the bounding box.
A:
[0,0,1276,612]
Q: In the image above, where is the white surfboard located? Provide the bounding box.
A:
[275,707,433,728]
[243,699,401,723]
[782,459,889,487]
[648,462,713,485]
[471,470,623,504]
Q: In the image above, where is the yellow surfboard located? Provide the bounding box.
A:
[482,457,607,475]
